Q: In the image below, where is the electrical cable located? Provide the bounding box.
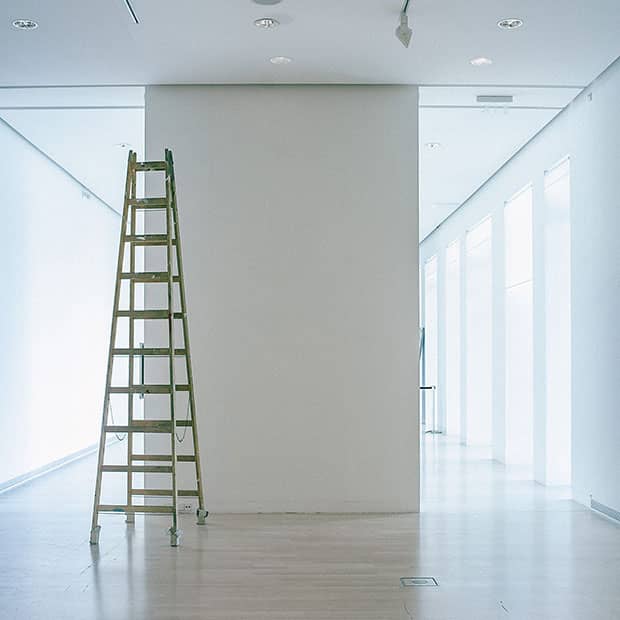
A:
[107,401,126,442]
[175,396,192,443]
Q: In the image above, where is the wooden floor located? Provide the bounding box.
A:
[1,436,619,619]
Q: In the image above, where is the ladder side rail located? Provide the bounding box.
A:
[165,153,180,545]
[166,149,207,521]
[90,150,135,544]
[126,154,138,523]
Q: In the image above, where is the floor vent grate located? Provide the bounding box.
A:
[400,577,438,587]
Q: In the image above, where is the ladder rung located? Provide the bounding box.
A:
[105,421,171,433]
[130,489,199,497]
[120,272,180,283]
[115,310,184,319]
[105,420,193,434]
[112,348,187,356]
[131,454,196,462]
[97,504,175,514]
[108,384,190,394]
[135,161,167,171]
[124,235,177,246]
[101,465,173,473]
[129,198,168,209]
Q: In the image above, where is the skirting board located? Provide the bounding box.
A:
[591,498,620,524]
[0,440,115,495]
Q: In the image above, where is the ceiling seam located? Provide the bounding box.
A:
[0,105,144,110]
[420,105,564,110]
[0,82,587,90]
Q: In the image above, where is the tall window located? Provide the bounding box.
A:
[544,158,571,484]
[423,256,438,426]
[504,186,534,466]
[465,218,492,446]
[445,241,461,436]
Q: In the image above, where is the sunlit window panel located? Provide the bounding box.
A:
[544,158,572,485]
[423,256,439,426]
[504,185,534,467]
[445,240,461,437]
[465,218,492,446]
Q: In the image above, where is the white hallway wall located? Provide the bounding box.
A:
[145,85,420,513]
[0,118,118,487]
[420,58,620,512]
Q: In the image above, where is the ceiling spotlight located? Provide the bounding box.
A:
[270,56,292,65]
[115,142,133,149]
[254,17,280,29]
[425,142,441,150]
[498,18,523,30]
[253,0,282,4]
[395,0,413,48]
[470,56,493,66]
[12,19,38,30]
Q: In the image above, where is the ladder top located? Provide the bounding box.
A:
[135,161,167,171]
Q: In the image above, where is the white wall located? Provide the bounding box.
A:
[0,118,118,487]
[420,58,620,512]
[145,85,420,513]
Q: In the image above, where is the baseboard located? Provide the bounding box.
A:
[205,499,420,514]
[590,498,620,524]
[0,441,108,495]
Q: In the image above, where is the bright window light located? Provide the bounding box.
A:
[445,240,461,437]
[465,217,493,446]
[544,158,572,485]
[423,256,439,427]
[504,185,534,467]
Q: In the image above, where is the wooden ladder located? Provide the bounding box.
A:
[89,149,207,547]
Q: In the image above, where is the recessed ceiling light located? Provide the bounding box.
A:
[498,18,524,30]
[270,56,292,65]
[253,0,282,4]
[12,19,38,30]
[425,142,442,150]
[470,56,493,66]
[254,17,280,29]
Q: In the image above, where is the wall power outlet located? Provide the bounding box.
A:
[180,503,194,514]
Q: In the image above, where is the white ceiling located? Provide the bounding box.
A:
[418,85,581,238]
[1,0,618,237]
[1,0,619,86]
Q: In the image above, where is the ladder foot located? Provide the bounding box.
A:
[89,525,101,545]
[125,514,135,524]
[196,508,208,525]
[168,527,182,547]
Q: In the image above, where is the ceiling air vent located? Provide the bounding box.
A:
[476,95,514,104]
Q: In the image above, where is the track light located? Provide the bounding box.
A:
[395,1,413,48]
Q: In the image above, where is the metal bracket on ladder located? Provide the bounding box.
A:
[89,150,207,547]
